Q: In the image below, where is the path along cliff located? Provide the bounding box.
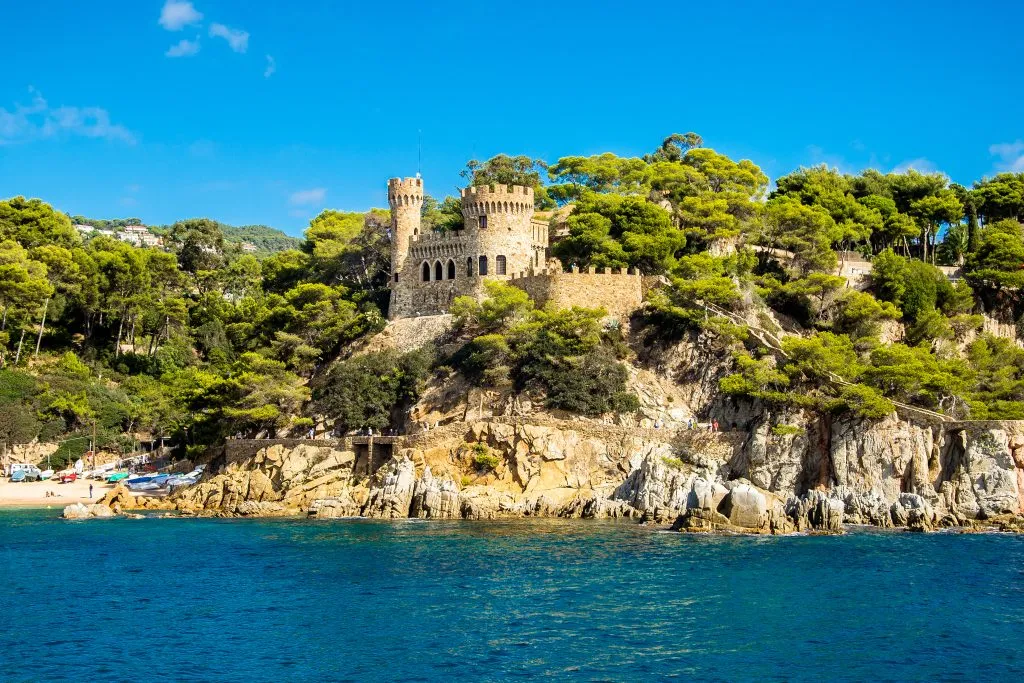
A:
[80,411,1024,534]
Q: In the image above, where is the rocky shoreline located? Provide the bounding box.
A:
[63,414,1024,535]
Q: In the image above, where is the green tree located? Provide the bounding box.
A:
[0,196,80,249]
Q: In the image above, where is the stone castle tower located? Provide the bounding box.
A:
[388,176,548,319]
[387,176,424,291]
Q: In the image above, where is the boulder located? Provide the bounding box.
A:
[62,503,116,520]
[720,483,768,530]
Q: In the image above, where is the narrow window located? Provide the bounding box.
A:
[434,261,443,281]
[422,261,430,281]
[467,257,474,276]
[479,255,488,276]
[496,255,507,275]
[394,273,399,282]
[447,260,456,280]
[479,215,488,229]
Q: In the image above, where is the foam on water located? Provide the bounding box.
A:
[2,510,1023,681]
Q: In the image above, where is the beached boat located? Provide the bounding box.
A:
[106,472,130,483]
[9,470,26,482]
[60,472,78,483]
[40,469,54,480]
[127,473,172,491]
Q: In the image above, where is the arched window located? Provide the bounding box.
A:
[447,259,456,280]
[434,261,443,281]
[467,257,474,276]
[479,255,488,276]
[421,261,430,281]
[496,255,507,275]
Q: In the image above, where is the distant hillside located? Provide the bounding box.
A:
[73,213,304,256]
[69,215,143,230]
[220,224,303,255]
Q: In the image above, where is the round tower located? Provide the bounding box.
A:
[388,176,423,281]
[460,184,538,278]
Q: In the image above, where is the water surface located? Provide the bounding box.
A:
[2,510,1022,681]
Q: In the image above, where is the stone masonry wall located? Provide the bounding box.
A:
[509,266,644,319]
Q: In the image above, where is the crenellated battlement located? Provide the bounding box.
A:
[388,177,424,206]
[504,264,647,319]
[460,184,535,216]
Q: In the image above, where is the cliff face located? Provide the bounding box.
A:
[115,327,1024,532]
[153,412,1024,533]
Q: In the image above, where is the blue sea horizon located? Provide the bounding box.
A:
[2,509,1022,682]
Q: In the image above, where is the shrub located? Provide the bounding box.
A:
[770,424,804,437]
[471,443,500,471]
[661,456,684,469]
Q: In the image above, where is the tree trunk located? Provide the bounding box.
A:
[33,297,49,359]
[1,306,6,330]
[129,314,137,353]
[114,315,124,357]
[14,329,26,365]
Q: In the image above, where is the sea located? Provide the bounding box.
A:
[1,509,1023,682]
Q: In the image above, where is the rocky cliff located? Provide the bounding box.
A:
[77,327,1024,533]
[88,409,1024,534]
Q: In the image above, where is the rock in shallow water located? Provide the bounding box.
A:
[62,503,116,520]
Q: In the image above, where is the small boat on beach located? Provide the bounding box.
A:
[9,470,26,482]
[60,472,78,483]
[106,472,130,483]
[40,469,54,480]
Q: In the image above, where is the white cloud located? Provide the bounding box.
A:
[990,140,1024,173]
[0,88,136,145]
[209,23,249,53]
[165,37,200,58]
[289,188,326,205]
[264,55,276,78]
[159,1,203,31]
[891,158,937,174]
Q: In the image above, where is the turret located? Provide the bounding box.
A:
[388,176,423,281]
[459,184,535,232]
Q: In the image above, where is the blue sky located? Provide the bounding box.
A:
[2,0,1022,236]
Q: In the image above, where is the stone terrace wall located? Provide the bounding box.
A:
[509,266,645,318]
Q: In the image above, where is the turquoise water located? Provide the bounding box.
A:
[2,510,1023,682]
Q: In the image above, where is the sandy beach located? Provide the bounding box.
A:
[0,478,115,507]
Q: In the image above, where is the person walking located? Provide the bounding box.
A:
[712,419,719,432]
[89,483,93,499]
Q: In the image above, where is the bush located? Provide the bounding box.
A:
[471,443,500,471]
[770,424,804,437]
[312,348,431,433]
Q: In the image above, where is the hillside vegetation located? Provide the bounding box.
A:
[3,135,1024,466]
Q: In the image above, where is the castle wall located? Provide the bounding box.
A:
[508,266,645,319]
[388,179,651,320]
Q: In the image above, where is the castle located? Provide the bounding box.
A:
[387,176,650,320]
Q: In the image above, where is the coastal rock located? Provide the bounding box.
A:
[890,493,935,531]
[307,493,363,519]
[410,467,461,519]
[62,503,116,520]
[721,483,768,530]
[363,457,418,518]
[612,454,698,522]
[785,491,844,533]
[943,428,1023,519]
